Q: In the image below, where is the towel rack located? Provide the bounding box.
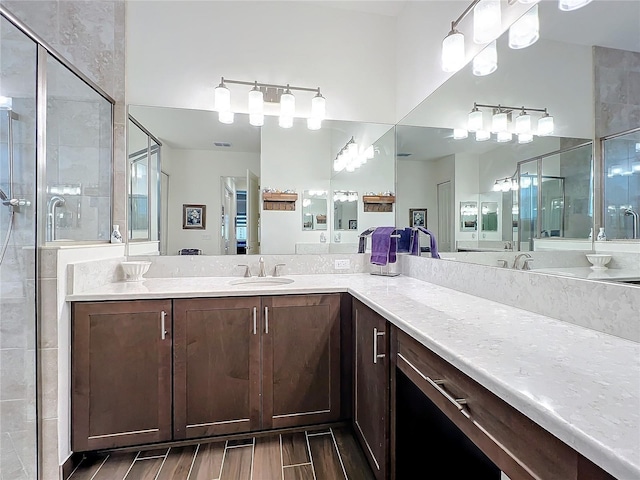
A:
[359,227,402,277]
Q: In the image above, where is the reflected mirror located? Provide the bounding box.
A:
[333,191,358,231]
[460,201,478,232]
[480,201,498,232]
[302,190,328,231]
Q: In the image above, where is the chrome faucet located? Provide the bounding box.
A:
[46,195,66,241]
[624,208,639,239]
[512,253,532,270]
[273,263,286,277]
[258,256,266,277]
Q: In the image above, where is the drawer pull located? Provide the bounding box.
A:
[265,306,269,334]
[373,327,386,364]
[160,311,167,340]
[426,376,470,418]
[253,307,257,335]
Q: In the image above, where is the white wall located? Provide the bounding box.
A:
[126,1,397,124]
[164,149,259,255]
[260,119,332,253]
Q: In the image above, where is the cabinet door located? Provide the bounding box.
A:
[262,294,341,429]
[173,297,261,439]
[72,300,172,451]
[353,299,389,480]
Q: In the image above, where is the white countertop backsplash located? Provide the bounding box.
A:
[66,266,640,480]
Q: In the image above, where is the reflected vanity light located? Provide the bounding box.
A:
[475,130,491,141]
[473,0,502,44]
[558,0,594,11]
[333,137,374,173]
[453,128,469,139]
[509,4,539,50]
[219,110,234,124]
[468,105,483,131]
[497,131,512,143]
[0,95,12,110]
[518,132,534,144]
[472,40,498,76]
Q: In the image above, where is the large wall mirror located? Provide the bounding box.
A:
[396,0,639,276]
[127,105,394,255]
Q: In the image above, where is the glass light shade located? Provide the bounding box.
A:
[311,93,326,120]
[518,0,538,3]
[491,111,508,132]
[468,109,484,132]
[307,117,321,130]
[608,165,623,176]
[537,114,554,136]
[475,130,491,141]
[249,113,264,127]
[497,131,513,143]
[214,85,231,112]
[280,90,295,117]
[333,160,343,172]
[473,0,502,44]
[492,181,502,192]
[248,87,264,115]
[345,163,356,172]
[348,141,358,158]
[518,132,534,144]
[453,128,468,139]
[558,0,593,11]
[515,112,531,134]
[509,5,539,49]
[0,96,12,109]
[500,180,512,192]
[279,115,293,129]
[632,162,640,173]
[219,110,234,124]
[365,145,375,159]
[442,31,466,72]
[473,40,498,76]
[511,179,519,190]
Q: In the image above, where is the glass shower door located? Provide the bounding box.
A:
[0,14,38,480]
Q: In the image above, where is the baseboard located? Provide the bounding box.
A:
[60,452,84,480]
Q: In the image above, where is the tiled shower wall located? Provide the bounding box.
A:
[0,1,125,478]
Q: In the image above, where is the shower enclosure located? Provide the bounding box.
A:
[1,5,114,479]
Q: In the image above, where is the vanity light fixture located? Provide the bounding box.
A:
[472,39,498,76]
[213,77,326,130]
[468,104,484,131]
[473,0,502,45]
[475,130,491,142]
[453,128,469,139]
[466,102,553,141]
[441,0,481,72]
[0,95,12,110]
[333,137,375,173]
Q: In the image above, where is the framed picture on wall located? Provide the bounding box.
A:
[409,208,427,228]
[183,204,206,229]
[349,219,357,230]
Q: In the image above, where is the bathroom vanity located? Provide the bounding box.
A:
[67,273,639,479]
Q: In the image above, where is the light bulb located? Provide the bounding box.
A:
[442,30,466,72]
[515,111,531,134]
[475,130,490,141]
[279,115,293,129]
[473,40,498,76]
[280,87,295,118]
[365,145,375,159]
[558,0,593,11]
[248,84,264,116]
[509,4,539,49]
[219,110,234,124]
[537,113,554,136]
[0,96,12,110]
[453,128,468,139]
[311,91,326,121]
[492,181,502,192]
[497,131,513,143]
[501,180,512,192]
[249,113,264,127]
[473,0,502,45]
[491,110,507,132]
[468,107,484,132]
[214,81,231,112]
[307,117,321,130]
[632,162,640,173]
[518,132,534,144]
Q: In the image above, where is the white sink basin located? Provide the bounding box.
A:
[229,277,294,286]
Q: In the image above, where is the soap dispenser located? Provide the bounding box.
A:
[596,227,606,241]
[110,224,122,243]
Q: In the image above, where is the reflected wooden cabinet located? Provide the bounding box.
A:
[71,300,173,451]
[353,299,389,480]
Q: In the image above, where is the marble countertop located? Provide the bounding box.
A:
[533,266,640,281]
[67,274,640,479]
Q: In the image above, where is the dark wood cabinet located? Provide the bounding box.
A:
[262,294,342,429]
[173,297,261,439]
[352,299,389,480]
[71,300,173,451]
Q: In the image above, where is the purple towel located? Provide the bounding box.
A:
[414,226,441,259]
[370,227,397,266]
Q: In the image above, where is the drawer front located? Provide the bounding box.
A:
[396,329,606,480]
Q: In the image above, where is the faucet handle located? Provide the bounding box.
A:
[522,258,534,270]
[497,259,508,268]
[273,263,286,277]
[237,264,251,277]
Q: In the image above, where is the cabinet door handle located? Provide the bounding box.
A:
[253,307,257,335]
[264,306,269,334]
[373,327,386,364]
[160,310,167,340]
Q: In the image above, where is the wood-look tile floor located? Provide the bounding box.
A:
[67,426,375,480]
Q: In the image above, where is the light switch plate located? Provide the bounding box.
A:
[334,259,350,269]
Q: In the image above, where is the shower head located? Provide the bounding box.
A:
[0,188,8,201]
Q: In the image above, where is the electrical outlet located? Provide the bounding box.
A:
[334,259,350,270]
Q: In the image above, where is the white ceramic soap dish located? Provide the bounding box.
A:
[121,261,152,281]
[586,254,612,270]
